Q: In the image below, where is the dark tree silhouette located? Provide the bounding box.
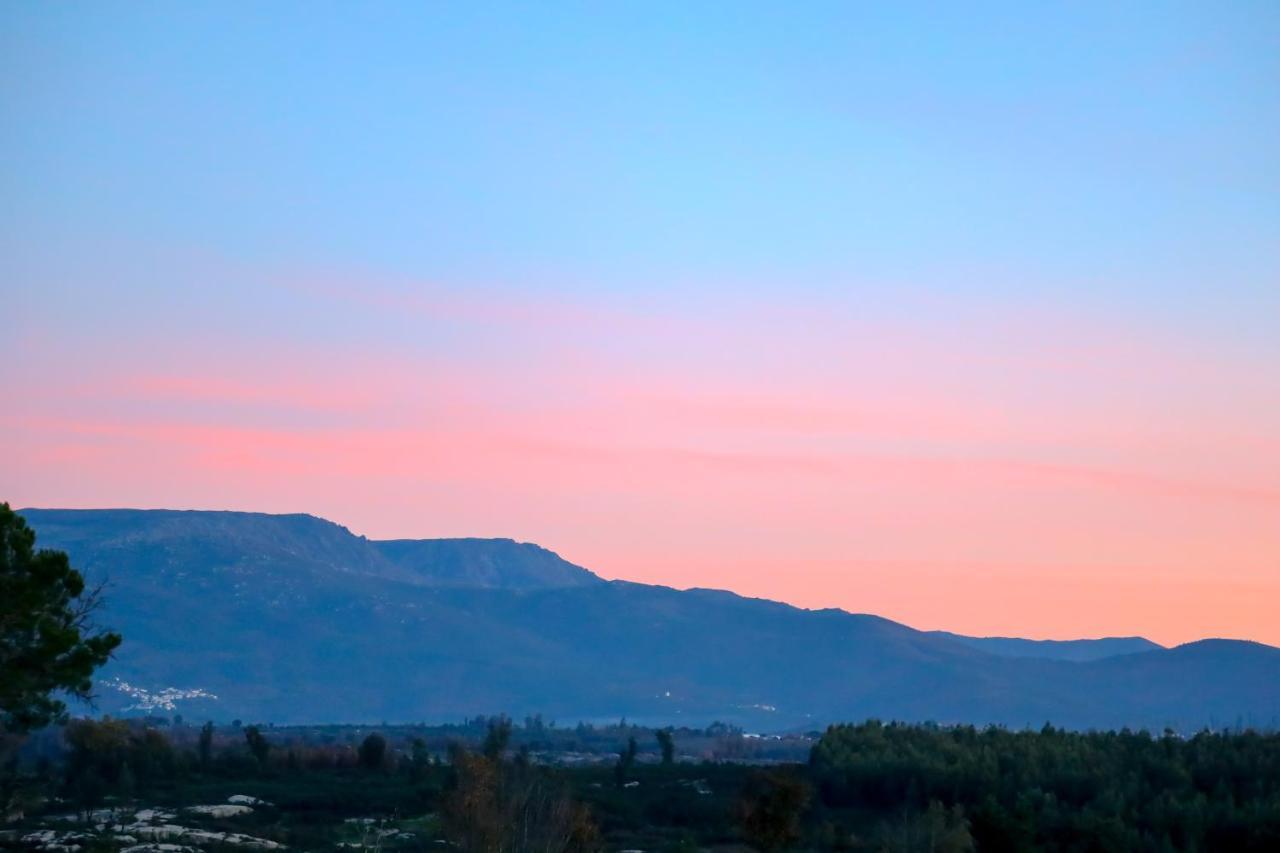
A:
[655,728,675,766]
[738,770,811,852]
[0,503,121,734]
[359,732,387,771]
[244,725,271,766]
[409,736,431,780]
[198,721,214,769]
[483,717,512,761]
[614,736,639,788]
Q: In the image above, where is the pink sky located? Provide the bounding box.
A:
[5,265,1278,648]
[5,3,1279,654]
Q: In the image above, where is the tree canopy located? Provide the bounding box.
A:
[0,503,121,734]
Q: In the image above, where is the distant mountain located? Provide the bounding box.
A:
[16,508,1280,732]
[929,631,1164,662]
[23,508,596,591]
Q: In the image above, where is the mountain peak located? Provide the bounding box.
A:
[18,507,599,592]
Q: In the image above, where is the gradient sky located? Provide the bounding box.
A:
[3,2,1278,646]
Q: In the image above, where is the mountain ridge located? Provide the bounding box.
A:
[15,507,1280,732]
[20,507,597,591]
[927,631,1165,662]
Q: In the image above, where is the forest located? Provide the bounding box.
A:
[2,715,1279,852]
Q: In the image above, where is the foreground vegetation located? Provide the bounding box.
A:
[2,716,1278,852]
[3,508,1278,849]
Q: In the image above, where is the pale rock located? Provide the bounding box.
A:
[186,804,254,818]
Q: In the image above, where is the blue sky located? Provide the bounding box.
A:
[5,3,1277,313]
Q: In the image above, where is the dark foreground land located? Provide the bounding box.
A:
[3,717,1280,852]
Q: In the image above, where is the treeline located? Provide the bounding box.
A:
[8,717,1280,851]
[120,714,812,762]
[808,721,1280,851]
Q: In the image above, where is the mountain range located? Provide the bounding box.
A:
[16,508,1280,732]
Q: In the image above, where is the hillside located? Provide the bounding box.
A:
[16,508,1280,731]
[928,631,1164,661]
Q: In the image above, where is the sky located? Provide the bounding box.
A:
[3,2,1278,647]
